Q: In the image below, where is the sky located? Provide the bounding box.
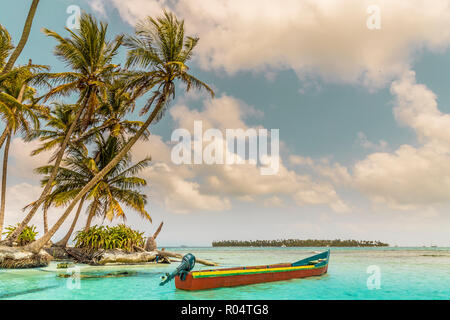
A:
[1,0,450,246]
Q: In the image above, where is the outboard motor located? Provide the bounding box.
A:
[159,253,196,286]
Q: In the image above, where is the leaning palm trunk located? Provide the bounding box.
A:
[26,96,167,253]
[84,212,94,231]
[5,102,86,243]
[43,205,48,233]
[0,126,9,150]
[54,196,85,247]
[1,0,40,74]
[84,200,97,231]
[0,132,11,236]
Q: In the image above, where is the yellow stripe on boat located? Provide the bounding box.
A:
[192,265,318,279]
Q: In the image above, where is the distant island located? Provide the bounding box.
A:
[212,239,389,247]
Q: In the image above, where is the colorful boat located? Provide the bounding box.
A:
[160,250,330,291]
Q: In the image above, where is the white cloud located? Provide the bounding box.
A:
[144,163,231,214]
[356,132,388,151]
[92,0,450,88]
[131,95,348,213]
[170,95,261,132]
[89,0,167,23]
[353,71,450,209]
[9,138,53,181]
[286,71,450,211]
[289,155,314,166]
[263,196,284,207]
[290,155,352,186]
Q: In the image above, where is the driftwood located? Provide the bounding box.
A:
[98,250,157,265]
[133,245,146,252]
[65,247,104,265]
[156,249,218,266]
[65,247,159,265]
[45,246,70,260]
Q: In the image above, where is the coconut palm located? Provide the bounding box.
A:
[22,102,79,236]
[7,13,123,243]
[26,11,214,253]
[72,78,149,146]
[0,65,46,137]
[0,65,46,236]
[1,0,40,75]
[0,24,13,71]
[36,135,151,247]
[26,103,78,160]
[1,24,19,149]
[0,62,49,151]
[24,83,146,241]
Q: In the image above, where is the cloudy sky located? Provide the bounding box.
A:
[1,0,450,246]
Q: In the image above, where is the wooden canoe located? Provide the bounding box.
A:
[175,250,330,291]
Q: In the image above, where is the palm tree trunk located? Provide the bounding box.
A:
[43,205,48,234]
[25,95,167,253]
[1,0,40,74]
[54,195,86,247]
[0,126,9,150]
[0,132,11,236]
[6,95,88,243]
[84,200,97,231]
[42,184,53,234]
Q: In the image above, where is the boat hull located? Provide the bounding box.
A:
[175,261,329,291]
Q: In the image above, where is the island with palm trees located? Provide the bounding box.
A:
[212,239,389,247]
[0,2,215,268]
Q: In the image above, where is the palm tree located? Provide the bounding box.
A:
[7,13,123,243]
[26,11,214,253]
[72,78,149,145]
[0,65,44,236]
[0,24,13,71]
[24,102,78,236]
[0,25,17,149]
[1,0,40,75]
[26,103,78,160]
[0,62,48,150]
[37,135,151,247]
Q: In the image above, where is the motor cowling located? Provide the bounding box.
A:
[159,253,196,286]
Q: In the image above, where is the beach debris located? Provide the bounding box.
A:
[98,250,157,265]
[156,249,218,266]
[45,246,70,260]
[0,245,53,269]
[156,255,171,264]
[1,240,217,268]
[65,247,104,265]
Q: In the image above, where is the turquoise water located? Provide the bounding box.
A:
[0,247,449,300]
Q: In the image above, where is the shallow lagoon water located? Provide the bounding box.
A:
[0,247,449,300]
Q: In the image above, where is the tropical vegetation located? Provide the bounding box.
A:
[0,0,214,260]
[74,225,145,252]
[2,224,38,246]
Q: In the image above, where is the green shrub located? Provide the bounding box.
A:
[3,224,38,246]
[74,224,145,252]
